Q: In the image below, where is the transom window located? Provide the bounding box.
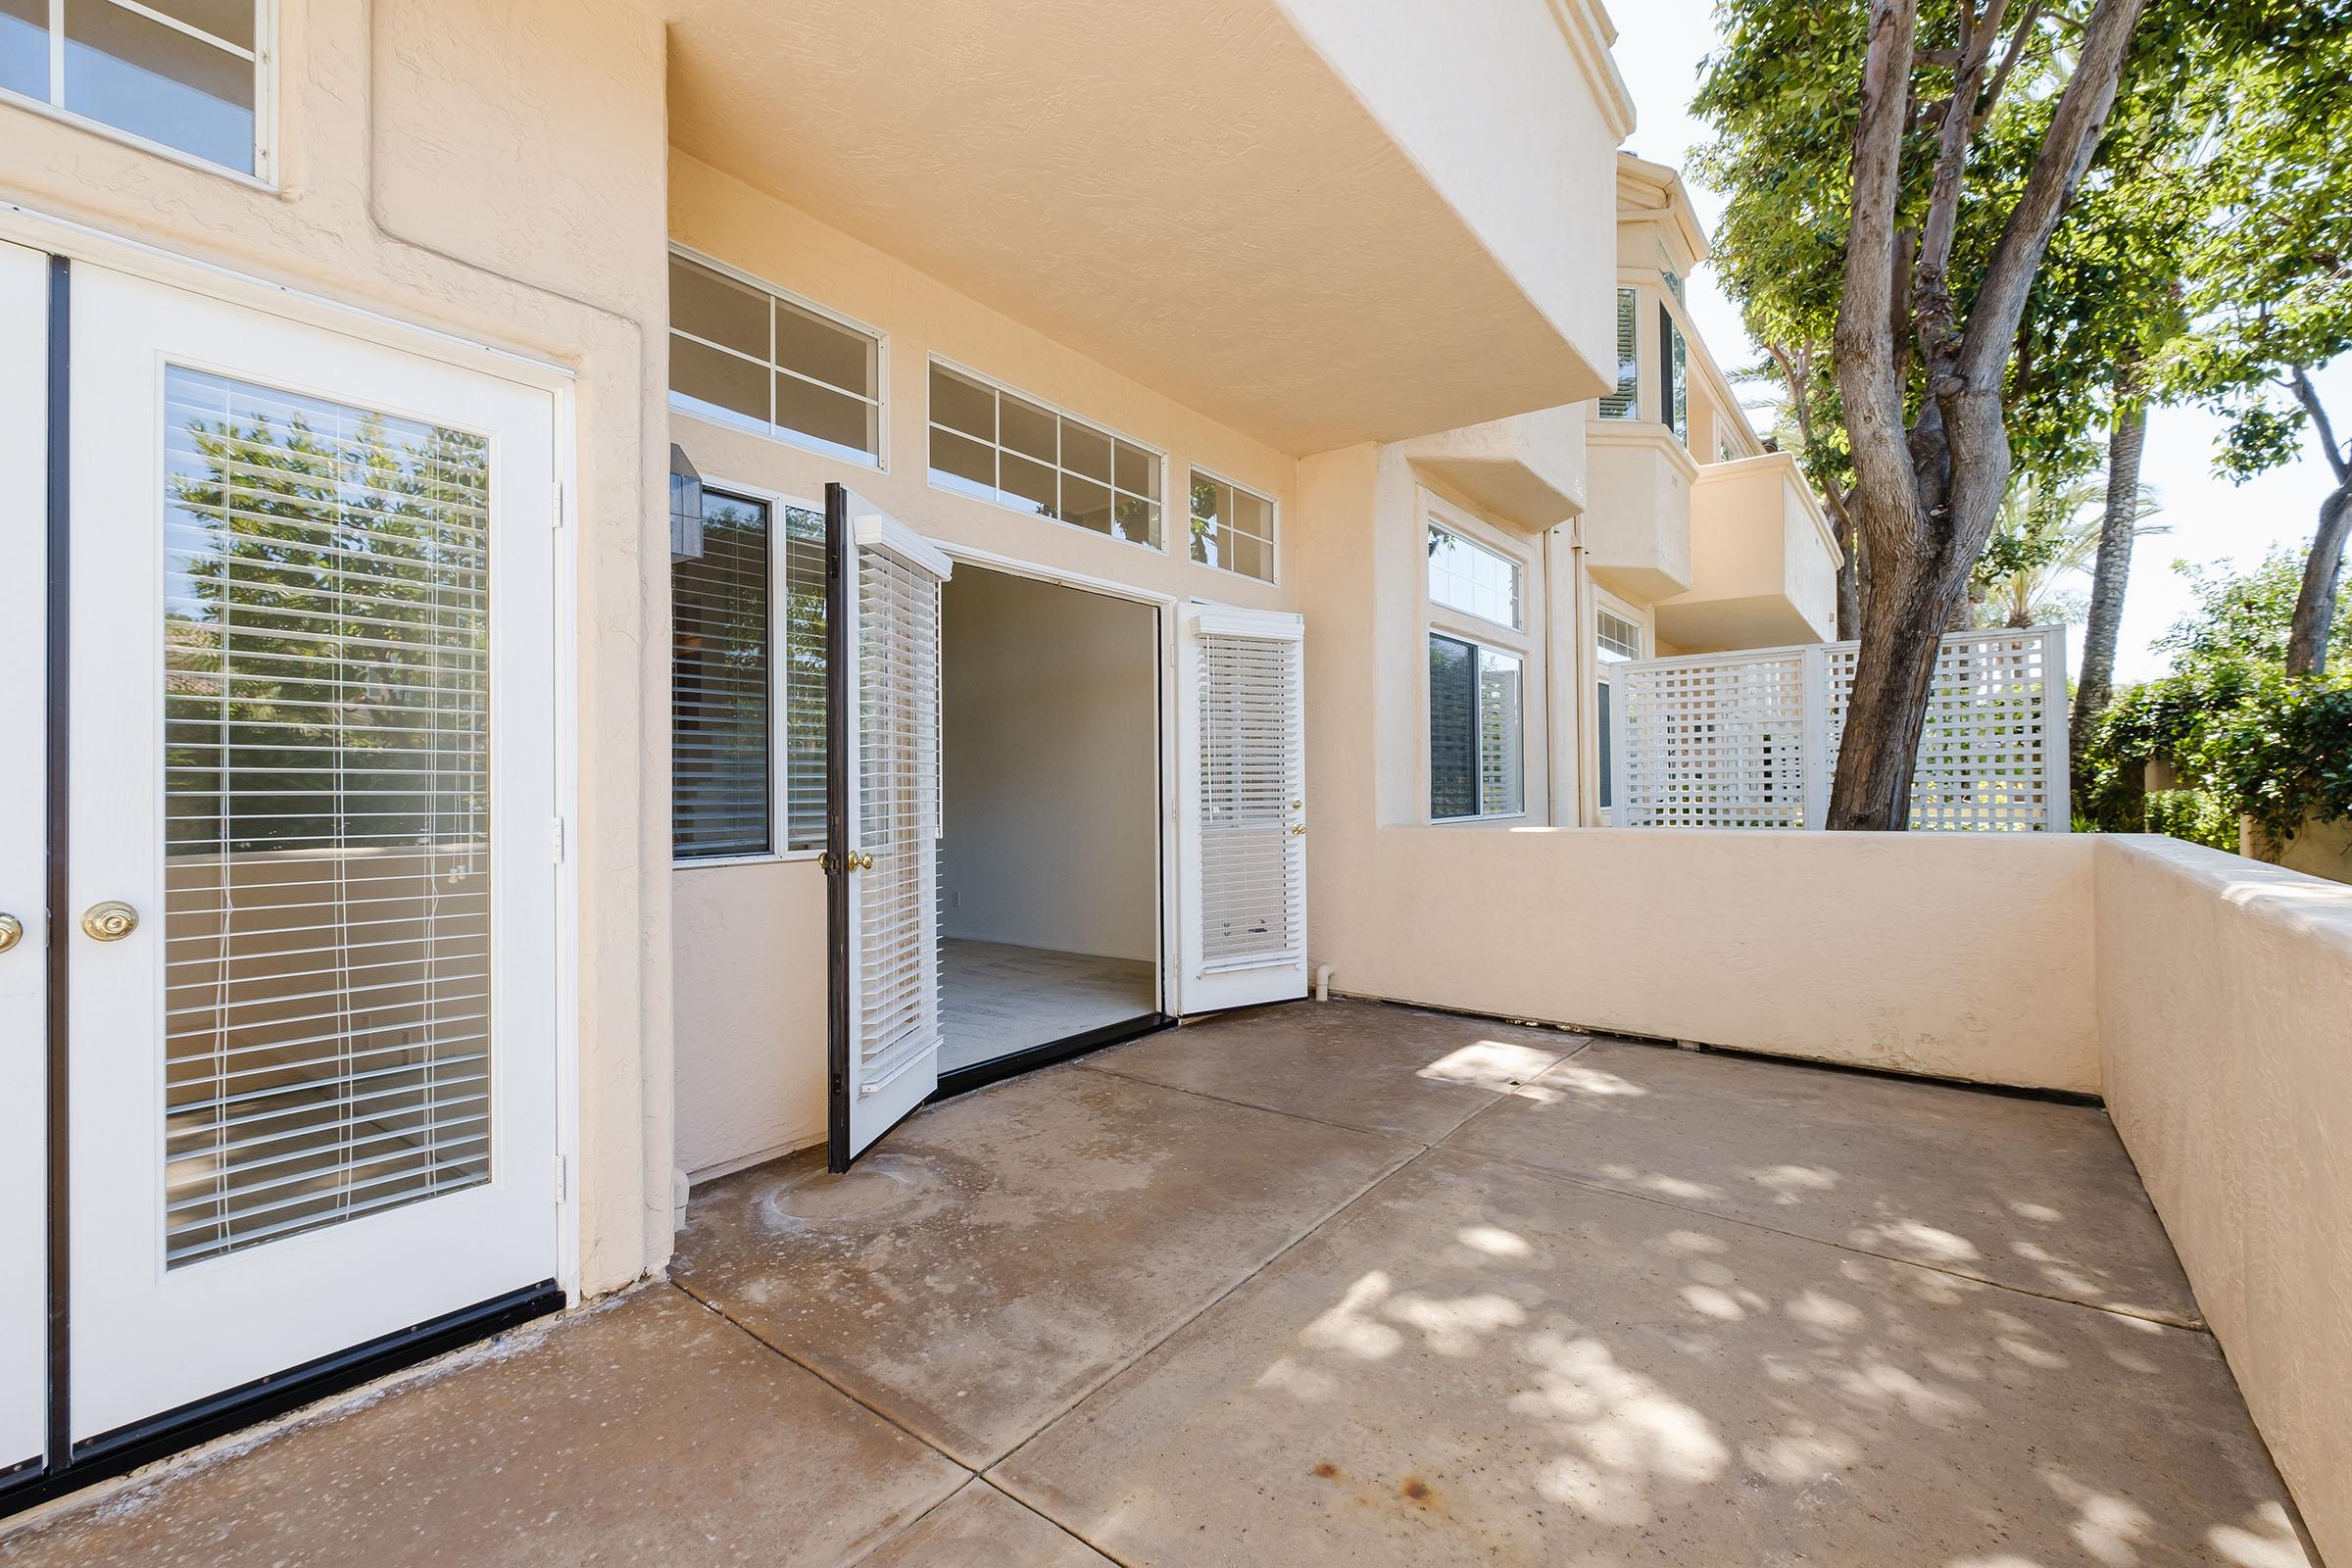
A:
[668,252,883,466]
[1597,608,1642,662]
[670,489,828,860]
[1428,520,1522,629]
[1189,470,1276,582]
[928,361,1163,548]
[1429,635,1525,821]
[0,0,267,176]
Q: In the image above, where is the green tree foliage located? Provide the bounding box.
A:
[1970,469,2162,629]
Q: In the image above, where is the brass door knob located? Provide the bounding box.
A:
[81,901,138,941]
[0,913,21,953]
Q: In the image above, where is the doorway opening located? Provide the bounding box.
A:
[935,565,1164,1092]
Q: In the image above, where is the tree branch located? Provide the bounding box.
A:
[1835,0,1928,543]
[1975,0,2044,133]
[1916,0,2014,364]
[1958,0,2150,390]
[2291,365,2352,484]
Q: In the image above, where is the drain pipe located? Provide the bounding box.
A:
[1314,964,1333,1003]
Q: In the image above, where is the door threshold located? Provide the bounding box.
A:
[933,1012,1173,1100]
[0,1281,562,1520]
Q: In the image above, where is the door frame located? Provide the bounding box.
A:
[0,208,587,1516]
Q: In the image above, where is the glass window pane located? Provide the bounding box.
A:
[669,257,769,360]
[162,367,494,1265]
[1230,527,1271,583]
[672,495,772,859]
[63,0,254,173]
[1062,420,1112,484]
[929,364,995,441]
[929,427,995,495]
[147,0,252,50]
[1597,678,1615,810]
[669,334,767,426]
[780,507,828,852]
[1113,495,1160,549]
[773,297,874,399]
[0,0,47,102]
[1477,648,1524,816]
[999,451,1057,515]
[1188,470,1275,582]
[1596,609,1642,662]
[775,372,875,459]
[1114,440,1159,500]
[1429,635,1476,820]
[1000,395,1057,465]
[1060,474,1114,535]
[1427,522,1522,628]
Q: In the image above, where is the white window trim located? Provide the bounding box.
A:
[1421,496,1536,825]
[924,353,1168,554]
[1185,462,1280,585]
[669,476,829,869]
[0,0,278,186]
[666,243,890,473]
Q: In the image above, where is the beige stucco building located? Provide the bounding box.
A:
[2,1,2347,1558]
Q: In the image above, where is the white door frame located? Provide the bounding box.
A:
[0,240,52,1479]
[929,543,1184,1020]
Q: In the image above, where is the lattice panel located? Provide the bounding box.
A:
[1617,652,1810,829]
[1617,627,2066,833]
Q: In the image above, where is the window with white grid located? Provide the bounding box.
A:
[1427,521,1521,629]
[669,253,882,466]
[0,0,268,176]
[1198,631,1304,967]
[161,366,492,1266]
[1188,469,1276,582]
[929,361,1162,548]
[858,546,944,1080]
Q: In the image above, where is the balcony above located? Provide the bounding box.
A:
[1653,452,1841,649]
[1581,421,1696,600]
[1400,405,1587,529]
[662,0,1629,455]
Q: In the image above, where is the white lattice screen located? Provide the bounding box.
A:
[1613,626,2068,832]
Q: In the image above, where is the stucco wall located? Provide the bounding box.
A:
[0,0,673,1295]
[1314,827,2102,1091]
[2095,836,2352,1567]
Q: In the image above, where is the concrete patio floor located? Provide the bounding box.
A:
[0,1001,2317,1566]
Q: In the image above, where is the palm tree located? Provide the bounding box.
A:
[1974,471,2166,630]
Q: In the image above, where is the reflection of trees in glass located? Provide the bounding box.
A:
[164,371,489,858]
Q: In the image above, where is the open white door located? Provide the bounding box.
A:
[1175,605,1307,1015]
[826,485,952,1172]
[0,241,50,1483]
[64,267,563,1442]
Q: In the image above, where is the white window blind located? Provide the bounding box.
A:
[1198,631,1303,967]
[857,546,944,1083]
[929,361,1163,547]
[672,493,772,858]
[0,0,264,175]
[161,367,493,1267]
[780,505,827,853]
[1598,287,1640,420]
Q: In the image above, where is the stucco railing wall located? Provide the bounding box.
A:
[2093,836,2352,1568]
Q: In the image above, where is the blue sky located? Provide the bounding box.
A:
[1614,0,2348,682]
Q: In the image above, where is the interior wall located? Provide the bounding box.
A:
[941,569,1158,962]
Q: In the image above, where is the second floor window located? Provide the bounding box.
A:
[1598,288,1640,420]
[668,253,883,466]
[1,0,266,176]
[1659,304,1690,446]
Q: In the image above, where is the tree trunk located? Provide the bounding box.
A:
[1836,527,1861,640]
[2071,394,2148,792]
[2285,479,2351,677]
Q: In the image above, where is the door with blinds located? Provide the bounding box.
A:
[0,241,48,1482]
[825,485,952,1172]
[62,267,562,1442]
[1175,606,1307,1015]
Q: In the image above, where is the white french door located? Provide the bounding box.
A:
[1175,605,1307,1015]
[0,240,51,1479]
[826,487,953,1171]
[62,267,563,1442]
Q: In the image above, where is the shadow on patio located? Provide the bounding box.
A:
[0,1002,2317,1566]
